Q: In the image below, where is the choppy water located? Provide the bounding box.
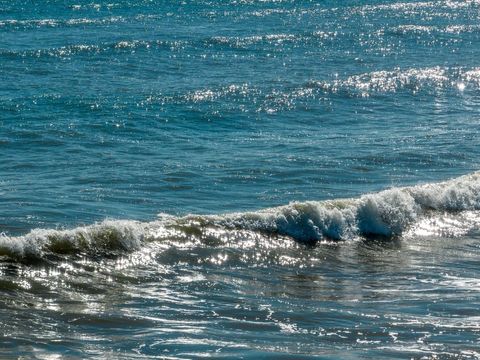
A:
[1,0,480,358]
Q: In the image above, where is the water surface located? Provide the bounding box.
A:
[1,0,480,358]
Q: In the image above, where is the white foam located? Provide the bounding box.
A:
[206,171,480,241]
[0,220,147,259]
[1,172,478,259]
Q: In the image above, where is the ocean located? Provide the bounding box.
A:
[1,0,480,358]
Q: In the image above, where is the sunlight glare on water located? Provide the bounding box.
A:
[1,0,480,358]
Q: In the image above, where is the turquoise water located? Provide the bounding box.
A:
[1,0,480,358]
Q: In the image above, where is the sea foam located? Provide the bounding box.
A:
[0,172,478,260]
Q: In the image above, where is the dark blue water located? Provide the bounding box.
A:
[1,0,480,358]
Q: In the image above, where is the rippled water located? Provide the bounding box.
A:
[1,0,480,358]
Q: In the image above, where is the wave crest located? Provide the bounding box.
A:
[0,220,146,260]
[0,172,478,260]
[206,171,479,241]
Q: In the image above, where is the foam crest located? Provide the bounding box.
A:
[206,171,480,241]
[0,220,147,259]
[207,191,413,241]
[409,172,480,211]
[0,172,478,260]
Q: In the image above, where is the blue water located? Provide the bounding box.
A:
[1,0,480,358]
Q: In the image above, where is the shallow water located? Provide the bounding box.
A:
[1,0,480,358]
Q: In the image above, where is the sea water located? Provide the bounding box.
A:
[1,0,480,358]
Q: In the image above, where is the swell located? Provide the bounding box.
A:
[0,16,125,29]
[306,66,480,97]
[0,172,479,261]
[141,66,480,113]
[3,66,478,116]
[0,30,332,60]
[0,39,186,59]
[3,65,477,117]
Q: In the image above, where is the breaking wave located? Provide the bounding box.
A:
[1,172,479,260]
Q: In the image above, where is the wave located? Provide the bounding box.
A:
[0,14,162,30]
[0,39,186,59]
[307,66,480,96]
[0,29,333,60]
[388,24,480,35]
[205,30,337,49]
[140,66,480,114]
[0,16,125,29]
[1,172,479,260]
[356,0,480,14]
[205,171,480,240]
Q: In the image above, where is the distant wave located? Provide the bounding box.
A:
[0,39,186,59]
[387,24,480,35]
[306,66,480,97]
[0,16,125,29]
[1,172,479,261]
[2,65,476,116]
[140,66,480,113]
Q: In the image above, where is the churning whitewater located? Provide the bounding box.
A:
[2,172,479,260]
